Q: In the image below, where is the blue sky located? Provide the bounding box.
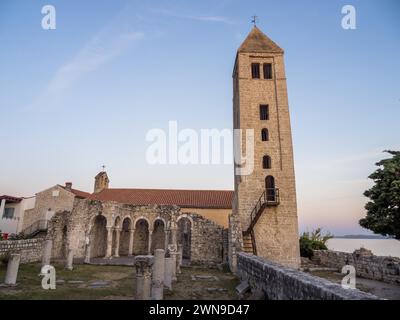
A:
[0,0,399,235]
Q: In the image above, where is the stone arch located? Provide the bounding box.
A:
[177,216,192,261]
[90,215,108,258]
[177,214,194,226]
[133,216,150,228]
[119,217,132,256]
[133,219,149,255]
[151,219,166,254]
[113,215,122,228]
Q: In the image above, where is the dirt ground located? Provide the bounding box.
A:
[0,262,239,300]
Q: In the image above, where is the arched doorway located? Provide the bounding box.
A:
[133,219,149,255]
[90,215,107,258]
[119,218,131,256]
[177,218,192,261]
[265,175,276,201]
[151,219,165,254]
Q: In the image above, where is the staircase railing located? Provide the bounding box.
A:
[20,219,48,237]
[243,188,280,254]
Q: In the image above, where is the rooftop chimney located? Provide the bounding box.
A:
[65,182,72,191]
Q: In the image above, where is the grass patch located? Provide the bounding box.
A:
[0,263,239,300]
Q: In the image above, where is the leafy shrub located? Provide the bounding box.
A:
[299,228,333,258]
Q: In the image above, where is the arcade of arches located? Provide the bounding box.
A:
[49,200,227,266]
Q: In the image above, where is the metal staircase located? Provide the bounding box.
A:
[242,188,280,255]
[20,220,48,238]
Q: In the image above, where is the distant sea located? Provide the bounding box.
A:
[327,238,400,258]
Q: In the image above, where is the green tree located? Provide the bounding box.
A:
[299,228,333,258]
[360,150,400,239]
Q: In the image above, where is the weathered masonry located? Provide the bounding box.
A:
[0,239,44,264]
[230,26,300,269]
[313,248,400,285]
[237,253,378,300]
[48,199,227,266]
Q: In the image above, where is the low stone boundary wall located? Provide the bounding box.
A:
[0,239,44,264]
[237,252,377,300]
[312,248,400,285]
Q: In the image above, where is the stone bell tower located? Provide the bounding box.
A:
[94,171,109,194]
[231,26,300,269]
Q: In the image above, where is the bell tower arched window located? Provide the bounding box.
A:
[261,128,269,141]
[263,155,271,169]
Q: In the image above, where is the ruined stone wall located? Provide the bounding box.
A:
[222,228,229,264]
[237,252,377,300]
[228,212,243,272]
[0,239,44,264]
[47,199,228,265]
[47,211,71,259]
[312,249,400,285]
[189,213,225,266]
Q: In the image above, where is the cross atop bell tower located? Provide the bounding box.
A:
[251,15,258,26]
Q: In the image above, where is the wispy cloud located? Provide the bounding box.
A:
[27,21,144,111]
[151,8,235,25]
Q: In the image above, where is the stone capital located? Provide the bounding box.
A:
[134,255,154,275]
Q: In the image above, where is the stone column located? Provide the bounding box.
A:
[170,222,178,250]
[134,255,154,300]
[164,229,170,250]
[164,257,173,290]
[65,249,74,270]
[0,199,5,220]
[148,228,153,255]
[105,226,113,258]
[168,244,178,281]
[114,228,121,257]
[42,239,53,266]
[152,249,165,300]
[84,235,91,264]
[177,244,183,273]
[128,228,135,256]
[170,253,178,281]
[4,253,21,285]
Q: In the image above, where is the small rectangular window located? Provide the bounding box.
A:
[260,104,269,120]
[3,208,15,219]
[263,63,272,79]
[251,63,260,79]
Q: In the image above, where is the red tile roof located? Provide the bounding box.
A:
[0,195,23,203]
[89,188,233,209]
[71,188,91,199]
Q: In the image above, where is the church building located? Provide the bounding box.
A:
[20,26,300,269]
